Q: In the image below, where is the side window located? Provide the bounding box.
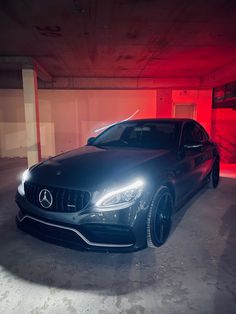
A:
[182,122,205,144]
[182,122,209,145]
[200,126,209,142]
[193,123,209,142]
[182,122,195,144]
[192,124,204,142]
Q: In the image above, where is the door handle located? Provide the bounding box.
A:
[184,143,203,149]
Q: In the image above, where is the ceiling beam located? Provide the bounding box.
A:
[201,59,236,88]
[32,59,52,82]
[39,76,202,89]
[0,56,52,82]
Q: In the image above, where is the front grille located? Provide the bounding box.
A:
[24,181,90,212]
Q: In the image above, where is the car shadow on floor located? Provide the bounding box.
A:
[171,184,208,236]
[0,221,159,295]
[0,187,160,295]
[213,204,236,314]
[0,181,208,296]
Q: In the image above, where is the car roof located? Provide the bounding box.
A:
[119,118,195,124]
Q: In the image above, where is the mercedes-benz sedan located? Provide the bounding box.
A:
[16,118,220,252]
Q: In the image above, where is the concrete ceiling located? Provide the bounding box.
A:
[0,0,236,88]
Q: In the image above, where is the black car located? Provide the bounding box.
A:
[16,118,220,252]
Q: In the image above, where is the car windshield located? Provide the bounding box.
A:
[92,121,178,149]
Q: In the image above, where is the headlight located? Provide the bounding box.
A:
[17,169,30,196]
[95,179,144,209]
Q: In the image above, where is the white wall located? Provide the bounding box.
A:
[0,90,56,158]
[0,89,157,158]
[0,88,213,159]
[0,90,26,157]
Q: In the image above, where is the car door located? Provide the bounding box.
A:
[196,123,214,180]
[174,121,205,204]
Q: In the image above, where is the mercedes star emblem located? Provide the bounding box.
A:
[39,189,53,208]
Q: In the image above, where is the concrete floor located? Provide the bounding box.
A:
[0,158,236,314]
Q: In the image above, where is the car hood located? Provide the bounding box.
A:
[30,145,171,190]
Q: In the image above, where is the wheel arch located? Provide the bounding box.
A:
[162,181,175,206]
[146,183,174,248]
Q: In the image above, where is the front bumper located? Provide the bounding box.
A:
[15,191,149,252]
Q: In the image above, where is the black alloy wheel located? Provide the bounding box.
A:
[209,158,220,189]
[147,186,173,247]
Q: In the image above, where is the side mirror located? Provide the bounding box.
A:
[184,142,203,150]
[87,137,96,145]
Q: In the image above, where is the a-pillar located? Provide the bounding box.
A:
[22,68,41,167]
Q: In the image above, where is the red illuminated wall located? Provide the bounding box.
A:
[156,89,173,117]
[156,89,212,134]
[211,108,236,163]
[172,90,212,134]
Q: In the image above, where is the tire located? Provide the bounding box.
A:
[208,158,220,189]
[147,186,173,248]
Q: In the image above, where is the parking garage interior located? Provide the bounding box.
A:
[0,1,236,313]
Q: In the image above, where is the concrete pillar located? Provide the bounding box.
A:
[22,69,41,167]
